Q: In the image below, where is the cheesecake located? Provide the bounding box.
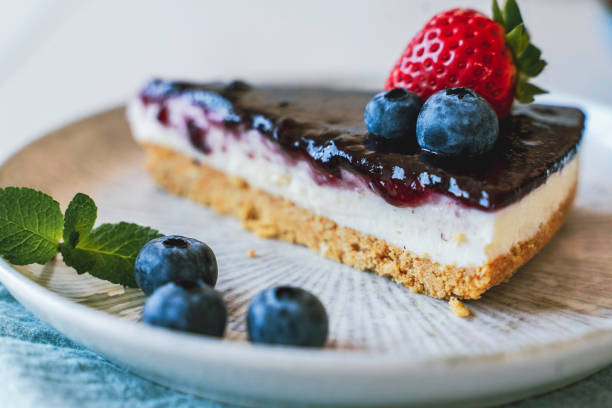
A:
[126,79,583,299]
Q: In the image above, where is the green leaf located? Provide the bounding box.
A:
[505,24,529,58]
[492,0,548,105]
[63,193,97,247]
[492,0,504,26]
[0,187,63,265]
[60,222,162,287]
[502,0,524,32]
[517,44,547,77]
[516,80,548,104]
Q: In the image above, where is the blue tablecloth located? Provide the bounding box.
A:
[1,283,610,408]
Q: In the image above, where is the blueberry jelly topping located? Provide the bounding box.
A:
[138,79,584,211]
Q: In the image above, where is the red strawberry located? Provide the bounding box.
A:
[385,0,546,119]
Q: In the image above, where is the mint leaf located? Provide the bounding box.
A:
[63,193,97,247]
[60,222,162,287]
[0,187,63,265]
[61,192,163,287]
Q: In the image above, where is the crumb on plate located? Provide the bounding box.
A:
[248,248,257,258]
[449,297,470,317]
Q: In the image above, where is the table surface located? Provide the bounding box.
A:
[1,1,611,407]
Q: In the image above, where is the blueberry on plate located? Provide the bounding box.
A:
[135,235,217,296]
[142,281,227,337]
[364,88,423,140]
[416,87,499,156]
[247,286,328,347]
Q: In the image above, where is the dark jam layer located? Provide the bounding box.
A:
[139,79,585,211]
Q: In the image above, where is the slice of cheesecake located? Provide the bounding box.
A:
[126,79,583,299]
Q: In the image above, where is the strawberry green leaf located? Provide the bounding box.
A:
[502,0,524,32]
[63,193,97,248]
[517,44,547,77]
[60,222,162,287]
[0,187,63,265]
[505,24,529,58]
[516,81,548,104]
[492,0,504,25]
[493,0,548,104]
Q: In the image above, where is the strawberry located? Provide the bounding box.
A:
[385,0,546,119]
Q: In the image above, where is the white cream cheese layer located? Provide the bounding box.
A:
[127,99,578,267]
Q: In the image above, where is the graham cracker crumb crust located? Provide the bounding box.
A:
[142,143,577,300]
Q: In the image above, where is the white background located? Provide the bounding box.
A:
[0,0,611,160]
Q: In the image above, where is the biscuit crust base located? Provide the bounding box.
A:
[143,144,577,300]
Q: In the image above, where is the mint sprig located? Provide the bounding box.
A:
[492,0,548,103]
[0,187,162,287]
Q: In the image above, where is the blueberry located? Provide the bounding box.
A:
[247,286,328,347]
[135,235,217,296]
[142,281,227,336]
[416,87,499,156]
[364,88,423,140]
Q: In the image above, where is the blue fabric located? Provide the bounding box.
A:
[1,283,610,408]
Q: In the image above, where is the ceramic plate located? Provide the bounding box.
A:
[0,95,611,407]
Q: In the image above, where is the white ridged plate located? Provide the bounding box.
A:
[0,95,611,407]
